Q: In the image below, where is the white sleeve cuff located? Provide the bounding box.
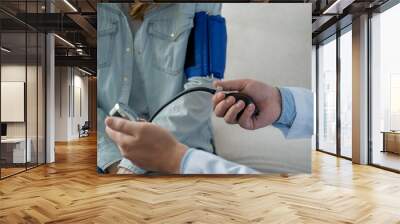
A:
[180,148,260,174]
[283,87,314,139]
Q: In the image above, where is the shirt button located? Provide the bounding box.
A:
[126,47,131,52]
[123,76,128,81]
[170,33,175,38]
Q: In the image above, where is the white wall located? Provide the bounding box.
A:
[72,73,89,137]
[1,65,42,137]
[1,66,26,127]
[54,67,89,141]
[1,82,25,122]
[213,4,312,173]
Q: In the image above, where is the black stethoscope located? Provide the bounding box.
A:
[110,87,259,123]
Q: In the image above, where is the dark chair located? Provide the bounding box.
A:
[79,121,90,138]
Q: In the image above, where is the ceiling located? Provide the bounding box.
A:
[311,0,390,43]
[0,0,395,74]
[0,0,97,74]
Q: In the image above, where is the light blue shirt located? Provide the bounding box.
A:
[97,3,222,173]
[180,87,314,174]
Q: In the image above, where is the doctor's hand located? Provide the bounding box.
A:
[105,117,187,174]
[212,79,282,130]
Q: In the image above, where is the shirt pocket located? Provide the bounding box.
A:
[147,17,194,76]
[98,16,119,69]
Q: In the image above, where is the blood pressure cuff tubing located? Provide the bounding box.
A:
[184,12,227,79]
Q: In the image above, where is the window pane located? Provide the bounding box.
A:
[371,3,400,171]
[0,0,46,179]
[340,29,352,158]
[1,31,28,177]
[318,37,337,154]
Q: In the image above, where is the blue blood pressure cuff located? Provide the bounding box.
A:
[184,12,227,79]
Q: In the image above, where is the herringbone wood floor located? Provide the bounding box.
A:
[1,134,400,224]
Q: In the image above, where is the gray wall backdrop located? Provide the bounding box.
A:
[213,3,312,173]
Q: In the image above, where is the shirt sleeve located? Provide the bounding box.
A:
[273,87,314,139]
[97,107,124,172]
[181,148,260,174]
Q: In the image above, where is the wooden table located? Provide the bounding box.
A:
[0,138,32,164]
[382,131,400,154]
